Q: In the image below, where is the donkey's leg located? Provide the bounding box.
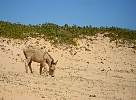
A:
[40,63,43,75]
[28,60,33,73]
[25,61,28,73]
[43,66,48,76]
[25,58,31,73]
[40,63,48,75]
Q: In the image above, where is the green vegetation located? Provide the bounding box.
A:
[0,21,136,46]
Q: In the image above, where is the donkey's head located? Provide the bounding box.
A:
[49,60,58,77]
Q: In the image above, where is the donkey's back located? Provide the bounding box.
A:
[23,46,47,63]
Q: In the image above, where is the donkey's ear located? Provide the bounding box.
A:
[54,60,58,65]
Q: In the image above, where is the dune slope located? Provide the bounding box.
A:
[0,34,136,100]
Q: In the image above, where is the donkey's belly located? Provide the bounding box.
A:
[31,54,44,63]
[32,58,43,63]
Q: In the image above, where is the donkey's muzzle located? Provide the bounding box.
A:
[49,68,55,77]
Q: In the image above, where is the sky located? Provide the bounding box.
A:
[0,0,136,29]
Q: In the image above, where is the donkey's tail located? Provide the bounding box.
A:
[23,49,27,59]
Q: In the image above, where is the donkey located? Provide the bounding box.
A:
[23,46,58,77]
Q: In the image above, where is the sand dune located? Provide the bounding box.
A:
[0,33,136,100]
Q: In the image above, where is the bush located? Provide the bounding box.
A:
[0,21,136,45]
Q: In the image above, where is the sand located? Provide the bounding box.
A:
[0,33,136,100]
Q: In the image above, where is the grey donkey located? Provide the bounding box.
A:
[23,46,58,77]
